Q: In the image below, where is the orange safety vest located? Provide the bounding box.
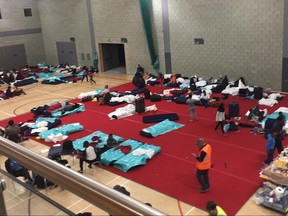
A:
[196,144,212,170]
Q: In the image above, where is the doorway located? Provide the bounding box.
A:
[99,43,126,74]
[0,44,28,70]
[56,42,78,66]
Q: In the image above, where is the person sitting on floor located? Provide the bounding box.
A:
[200,90,210,108]
[4,120,28,143]
[13,86,26,96]
[105,134,120,150]
[143,72,150,80]
[5,86,13,99]
[78,141,99,174]
[0,128,4,137]
[5,158,33,185]
[97,85,110,105]
[224,117,240,133]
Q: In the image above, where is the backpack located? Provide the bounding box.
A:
[81,96,92,102]
[34,175,55,189]
[150,94,162,102]
[10,160,23,171]
[229,121,238,131]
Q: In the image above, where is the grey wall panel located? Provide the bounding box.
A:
[283,0,288,58]
[56,42,78,66]
[0,47,5,69]
[164,52,172,75]
[282,0,288,91]
[4,44,27,70]
[282,58,288,92]
[0,28,42,37]
[161,0,171,74]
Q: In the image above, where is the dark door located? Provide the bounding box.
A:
[0,44,28,70]
[282,58,288,92]
[56,42,78,65]
[100,43,126,72]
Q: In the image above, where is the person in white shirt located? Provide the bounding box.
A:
[200,90,210,108]
[78,141,98,173]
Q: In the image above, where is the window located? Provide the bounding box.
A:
[24,8,32,17]
[81,53,85,60]
[86,53,90,61]
[0,10,2,19]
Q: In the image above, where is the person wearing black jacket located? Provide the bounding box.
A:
[5,159,33,184]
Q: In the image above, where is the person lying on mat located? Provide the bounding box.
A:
[61,102,80,114]
[206,201,227,216]
[78,141,99,174]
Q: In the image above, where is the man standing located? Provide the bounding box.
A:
[191,138,212,193]
[186,93,198,121]
[272,116,285,154]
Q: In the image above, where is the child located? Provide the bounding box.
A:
[89,71,96,85]
[264,132,276,165]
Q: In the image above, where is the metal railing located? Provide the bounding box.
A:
[0,137,166,216]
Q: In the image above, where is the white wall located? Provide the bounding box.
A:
[168,0,283,90]
[91,0,153,74]
[0,0,45,66]
[38,0,91,67]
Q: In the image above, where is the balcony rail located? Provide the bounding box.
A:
[0,136,166,216]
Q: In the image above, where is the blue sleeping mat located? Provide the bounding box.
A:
[140,119,185,138]
[39,123,84,140]
[42,75,66,84]
[73,130,124,151]
[101,139,143,166]
[143,113,179,123]
[51,104,85,117]
[113,144,161,172]
[14,77,38,86]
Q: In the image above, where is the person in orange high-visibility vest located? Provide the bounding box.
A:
[191,138,212,193]
[206,201,227,216]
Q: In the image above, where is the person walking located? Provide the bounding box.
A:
[191,138,212,193]
[81,66,89,82]
[264,132,276,165]
[214,103,226,136]
[89,71,96,85]
[186,93,198,121]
